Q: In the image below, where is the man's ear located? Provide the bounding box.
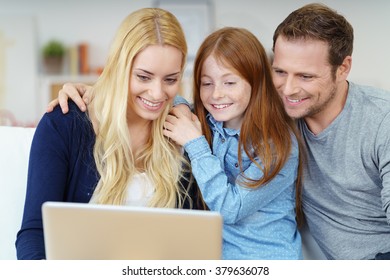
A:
[337,56,352,80]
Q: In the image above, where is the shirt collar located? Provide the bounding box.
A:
[206,113,240,137]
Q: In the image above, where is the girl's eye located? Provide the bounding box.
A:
[201,82,212,87]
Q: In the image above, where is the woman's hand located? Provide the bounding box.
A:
[163,107,202,146]
[46,83,92,114]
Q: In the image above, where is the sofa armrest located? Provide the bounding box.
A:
[0,126,35,260]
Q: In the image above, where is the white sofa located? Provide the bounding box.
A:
[0,125,326,260]
[0,126,35,260]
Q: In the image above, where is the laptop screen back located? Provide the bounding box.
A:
[42,201,222,260]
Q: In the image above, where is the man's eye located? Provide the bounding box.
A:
[274,69,285,75]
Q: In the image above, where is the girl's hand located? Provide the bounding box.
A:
[46,83,91,114]
[163,107,202,146]
[174,103,192,119]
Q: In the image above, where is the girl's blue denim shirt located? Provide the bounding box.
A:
[184,113,302,260]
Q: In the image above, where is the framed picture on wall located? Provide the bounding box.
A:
[154,0,214,60]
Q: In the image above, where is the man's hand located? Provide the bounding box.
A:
[46,83,91,114]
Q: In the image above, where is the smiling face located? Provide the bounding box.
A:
[200,55,251,130]
[272,36,341,121]
[128,44,182,124]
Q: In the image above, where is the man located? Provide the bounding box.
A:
[271,3,390,259]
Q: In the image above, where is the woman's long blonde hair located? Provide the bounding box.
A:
[88,8,191,208]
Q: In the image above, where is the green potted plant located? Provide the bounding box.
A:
[42,40,65,74]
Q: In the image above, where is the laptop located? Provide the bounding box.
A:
[42,201,223,260]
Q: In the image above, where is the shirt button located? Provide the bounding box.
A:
[235,163,239,168]
[221,138,225,143]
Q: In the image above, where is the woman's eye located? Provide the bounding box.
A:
[137,75,150,81]
[165,78,178,85]
[225,82,236,85]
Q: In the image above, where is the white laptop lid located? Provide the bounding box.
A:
[42,201,222,260]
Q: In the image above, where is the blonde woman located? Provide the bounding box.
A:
[16,8,205,260]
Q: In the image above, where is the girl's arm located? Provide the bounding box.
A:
[164,108,299,224]
[185,136,299,224]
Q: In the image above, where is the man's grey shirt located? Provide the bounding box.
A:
[300,82,390,259]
